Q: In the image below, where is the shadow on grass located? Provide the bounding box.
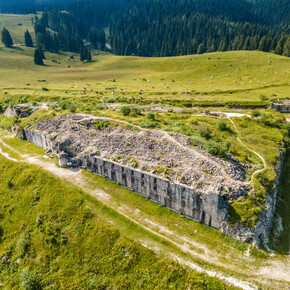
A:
[10,46,24,51]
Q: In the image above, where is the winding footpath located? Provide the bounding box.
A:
[226,116,267,185]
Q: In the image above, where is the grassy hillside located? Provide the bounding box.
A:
[0,155,234,289]
[0,14,36,43]
[0,46,289,106]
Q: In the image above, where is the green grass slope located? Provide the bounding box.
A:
[0,14,36,44]
[0,46,289,106]
[0,155,234,289]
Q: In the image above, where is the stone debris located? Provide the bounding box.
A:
[3,104,39,118]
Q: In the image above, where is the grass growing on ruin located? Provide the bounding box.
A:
[0,155,237,289]
[228,113,286,227]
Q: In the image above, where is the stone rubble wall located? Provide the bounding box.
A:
[23,128,227,230]
[267,102,290,113]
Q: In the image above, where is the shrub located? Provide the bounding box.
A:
[132,160,139,168]
[261,113,284,128]
[251,109,261,117]
[94,120,110,129]
[0,226,3,241]
[106,98,115,103]
[259,95,268,101]
[131,107,142,115]
[16,237,30,258]
[191,136,205,147]
[59,100,78,113]
[140,121,157,129]
[216,119,228,131]
[198,124,212,139]
[20,270,41,290]
[129,111,137,117]
[120,106,131,116]
[67,102,78,113]
[286,122,290,137]
[147,112,155,120]
[272,117,284,128]
[205,141,229,157]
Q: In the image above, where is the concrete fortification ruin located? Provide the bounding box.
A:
[16,113,283,245]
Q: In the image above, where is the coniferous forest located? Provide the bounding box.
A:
[1,0,289,57]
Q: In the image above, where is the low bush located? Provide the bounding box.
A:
[120,106,130,116]
[260,113,283,128]
[93,120,110,129]
[198,124,212,139]
[251,109,261,117]
[216,119,228,131]
[205,141,230,157]
[146,112,155,120]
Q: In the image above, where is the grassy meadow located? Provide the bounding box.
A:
[0,46,289,106]
[0,14,36,44]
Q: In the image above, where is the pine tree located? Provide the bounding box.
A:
[258,36,268,52]
[24,30,33,47]
[218,39,227,51]
[275,35,286,55]
[243,37,250,50]
[34,48,44,65]
[250,35,260,50]
[283,36,290,57]
[53,35,59,53]
[36,44,45,60]
[80,46,86,61]
[1,28,13,47]
[197,44,204,54]
[86,48,92,62]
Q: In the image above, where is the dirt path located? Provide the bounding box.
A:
[227,117,267,185]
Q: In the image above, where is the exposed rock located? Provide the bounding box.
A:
[267,100,290,113]
[3,104,39,118]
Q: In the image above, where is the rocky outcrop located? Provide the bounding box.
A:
[3,104,39,118]
[267,100,290,113]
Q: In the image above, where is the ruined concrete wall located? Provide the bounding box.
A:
[267,103,290,113]
[23,128,227,229]
[252,148,284,247]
